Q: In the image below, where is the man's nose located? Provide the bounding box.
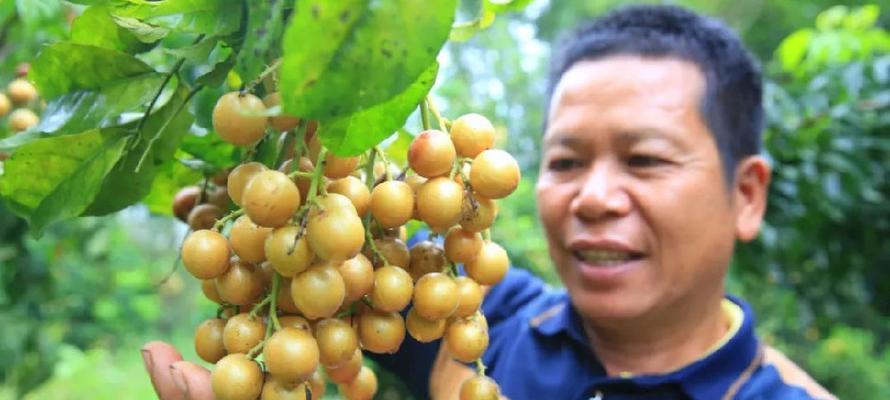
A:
[569,162,632,221]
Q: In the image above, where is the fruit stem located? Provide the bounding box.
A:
[483,229,491,241]
[249,295,272,318]
[425,96,448,131]
[306,148,327,205]
[132,57,186,148]
[269,273,282,331]
[373,146,392,181]
[291,120,309,163]
[287,170,314,179]
[213,208,244,231]
[246,338,266,359]
[154,227,190,287]
[475,358,487,376]
[419,99,432,131]
[243,58,283,94]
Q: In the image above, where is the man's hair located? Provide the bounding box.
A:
[547,5,763,181]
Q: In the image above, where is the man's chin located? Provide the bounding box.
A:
[571,290,656,324]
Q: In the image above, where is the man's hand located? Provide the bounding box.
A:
[142,341,214,400]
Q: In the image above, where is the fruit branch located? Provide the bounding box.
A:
[373,146,392,181]
[249,295,272,318]
[361,149,391,266]
[243,58,283,93]
[306,148,327,207]
[474,358,487,376]
[213,208,245,231]
[268,273,282,331]
[426,96,448,131]
[132,56,188,149]
[135,84,204,172]
[419,99,432,131]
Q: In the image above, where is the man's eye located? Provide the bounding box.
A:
[548,159,581,171]
[628,155,667,168]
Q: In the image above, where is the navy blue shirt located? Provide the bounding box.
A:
[373,267,828,400]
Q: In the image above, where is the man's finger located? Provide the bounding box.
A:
[142,341,186,400]
[171,361,214,400]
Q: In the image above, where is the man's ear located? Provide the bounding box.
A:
[733,155,771,242]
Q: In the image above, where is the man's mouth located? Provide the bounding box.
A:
[573,250,644,266]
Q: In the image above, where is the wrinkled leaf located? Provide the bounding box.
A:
[112,0,243,36]
[85,85,195,215]
[318,63,438,156]
[235,0,286,82]
[0,129,128,236]
[30,42,154,100]
[71,6,154,53]
[280,0,457,119]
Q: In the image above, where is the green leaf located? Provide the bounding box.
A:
[38,74,167,135]
[776,29,814,73]
[111,0,243,37]
[196,53,235,88]
[141,156,203,216]
[235,0,286,82]
[483,0,534,13]
[449,9,496,42]
[15,0,62,27]
[164,37,221,62]
[180,132,240,169]
[384,128,414,166]
[318,62,438,156]
[71,6,154,53]
[0,129,128,236]
[85,85,195,215]
[280,0,457,119]
[30,42,154,100]
[110,15,170,43]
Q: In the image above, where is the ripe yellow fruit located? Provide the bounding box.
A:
[408,130,456,178]
[263,327,319,383]
[416,177,464,232]
[323,154,360,179]
[358,309,405,354]
[370,180,414,228]
[9,108,39,132]
[7,79,38,104]
[338,366,378,400]
[227,162,267,206]
[406,307,446,343]
[450,113,495,158]
[370,265,414,313]
[328,176,371,216]
[291,263,346,319]
[264,226,314,277]
[446,315,489,363]
[460,195,498,232]
[0,93,11,117]
[324,348,363,384]
[470,149,520,199]
[212,92,268,146]
[181,230,230,279]
[465,241,510,285]
[306,205,365,261]
[459,375,501,400]
[229,216,272,264]
[211,353,263,400]
[444,226,483,264]
[241,170,301,227]
[413,272,459,320]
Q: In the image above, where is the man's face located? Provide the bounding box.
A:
[537,56,743,323]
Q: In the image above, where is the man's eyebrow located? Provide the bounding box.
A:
[542,133,582,148]
[616,128,686,148]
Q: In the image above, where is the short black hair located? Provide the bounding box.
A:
[547,4,763,182]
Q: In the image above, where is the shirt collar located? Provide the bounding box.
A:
[530,295,761,399]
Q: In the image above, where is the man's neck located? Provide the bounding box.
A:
[582,293,729,377]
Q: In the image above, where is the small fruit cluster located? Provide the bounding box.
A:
[0,76,41,135]
[177,90,519,400]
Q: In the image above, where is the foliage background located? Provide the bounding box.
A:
[0,0,887,399]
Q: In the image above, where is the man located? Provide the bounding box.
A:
[143,5,835,399]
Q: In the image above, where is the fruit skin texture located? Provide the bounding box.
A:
[416,177,464,232]
[291,263,346,319]
[222,313,266,354]
[242,170,301,227]
[444,226,483,264]
[263,327,320,383]
[306,204,365,261]
[413,272,459,320]
[370,180,414,228]
[211,353,263,400]
[470,149,521,199]
[9,108,39,132]
[227,162,267,206]
[187,203,223,231]
[465,241,510,285]
[229,216,272,263]
[212,92,268,146]
[370,265,414,313]
[338,254,374,303]
[406,307,446,343]
[323,154,360,179]
[450,113,496,158]
[264,226,314,277]
[459,375,501,400]
[324,348,363,384]
[338,366,378,400]
[194,318,227,363]
[181,230,230,279]
[461,195,498,232]
[453,276,484,317]
[446,316,489,363]
[358,309,405,354]
[328,176,371,216]
[315,318,359,367]
[408,241,447,281]
[408,129,456,178]
[216,260,264,306]
[261,378,308,400]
